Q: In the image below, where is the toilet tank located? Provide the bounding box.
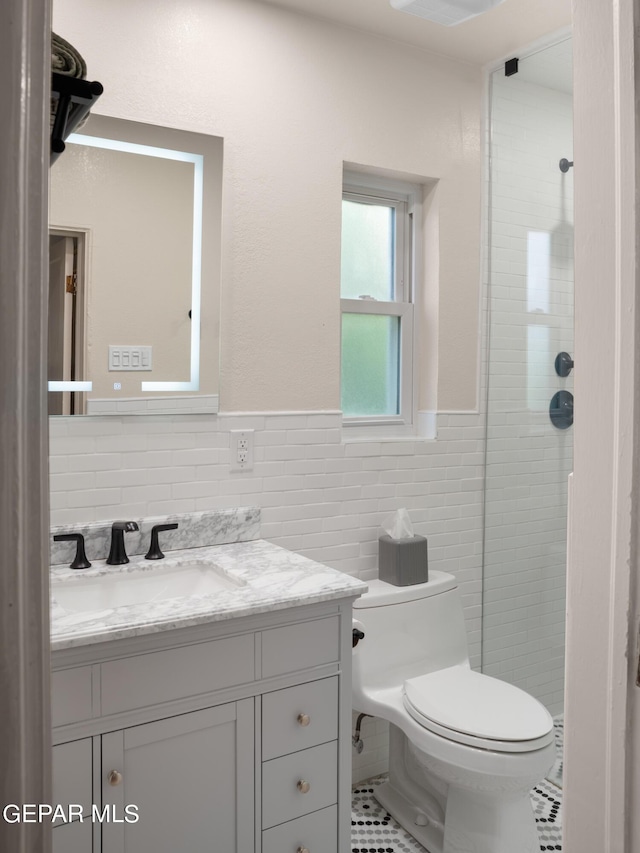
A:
[352,571,470,701]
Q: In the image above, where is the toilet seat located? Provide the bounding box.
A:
[403,666,554,753]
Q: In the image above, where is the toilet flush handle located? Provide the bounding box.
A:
[352,628,365,648]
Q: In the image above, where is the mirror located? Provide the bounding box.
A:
[48,115,223,415]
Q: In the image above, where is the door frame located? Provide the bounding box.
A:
[565,0,638,850]
[49,226,92,414]
[48,234,75,414]
[0,0,52,850]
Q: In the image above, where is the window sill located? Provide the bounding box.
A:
[341,412,436,442]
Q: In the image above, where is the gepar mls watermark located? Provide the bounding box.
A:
[3,804,139,824]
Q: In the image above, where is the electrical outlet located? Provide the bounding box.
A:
[230,430,254,472]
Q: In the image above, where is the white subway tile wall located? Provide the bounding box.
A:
[49,412,484,616]
[482,63,573,716]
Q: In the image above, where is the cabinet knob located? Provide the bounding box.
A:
[296,779,311,794]
[107,770,123,786]
[297,848,310,853]
[297,713,311,727]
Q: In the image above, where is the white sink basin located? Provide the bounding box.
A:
[52,562,245,613]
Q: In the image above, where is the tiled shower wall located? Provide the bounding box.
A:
[482,59,573,716]
[49,410,483,782]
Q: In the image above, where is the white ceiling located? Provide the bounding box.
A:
[258,0,571,67]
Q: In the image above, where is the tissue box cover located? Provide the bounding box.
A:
[378,534,428,586]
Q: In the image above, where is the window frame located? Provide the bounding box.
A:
[340,174,420,435]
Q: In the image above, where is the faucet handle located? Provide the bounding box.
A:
[53,533,91,570]
[145,523,179,560]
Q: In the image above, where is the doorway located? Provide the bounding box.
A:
[48,230,86,415]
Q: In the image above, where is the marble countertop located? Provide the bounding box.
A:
[50,539,367,652]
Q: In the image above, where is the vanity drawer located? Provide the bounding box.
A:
[262,676,338,760]
[100,633,254,715]
[52,667,93,727]
[52,739,93,821]
[261,617,340,679]
[262,741,337,829]
[262,804,337,853]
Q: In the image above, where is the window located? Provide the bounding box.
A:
[340,174,418,431]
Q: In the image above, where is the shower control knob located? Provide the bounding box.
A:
[297,713,311,727]
[549,390,574,430]
[107,770,123,786]
[296,780,311,794]
[554,351,574,377]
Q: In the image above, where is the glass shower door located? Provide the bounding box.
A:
[482,38,574,720]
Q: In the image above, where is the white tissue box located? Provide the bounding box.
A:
[378,534,428,586]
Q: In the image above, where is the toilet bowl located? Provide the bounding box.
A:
[352,572,555,853]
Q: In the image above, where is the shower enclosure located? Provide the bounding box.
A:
[482,38,574,718]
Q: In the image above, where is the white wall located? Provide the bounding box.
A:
[52,0,483,413]
[482,60,573,715]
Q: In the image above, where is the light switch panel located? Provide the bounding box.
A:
[109,346,153,371]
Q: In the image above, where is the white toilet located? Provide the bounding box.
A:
[352,570,555,853]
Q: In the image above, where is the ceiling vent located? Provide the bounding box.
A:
[390,0,507,26]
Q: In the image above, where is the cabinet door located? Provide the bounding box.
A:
[52,818,93,853]
[101,700,254,853]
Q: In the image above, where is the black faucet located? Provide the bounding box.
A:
[145,523,179,560]
[107,521,139,565]
[53,533,91,569]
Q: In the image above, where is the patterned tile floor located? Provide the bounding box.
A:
[351,716,564,853]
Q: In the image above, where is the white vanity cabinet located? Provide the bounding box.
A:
[51,599,356,853]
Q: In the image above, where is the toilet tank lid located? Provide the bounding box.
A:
[353,571,457,608]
